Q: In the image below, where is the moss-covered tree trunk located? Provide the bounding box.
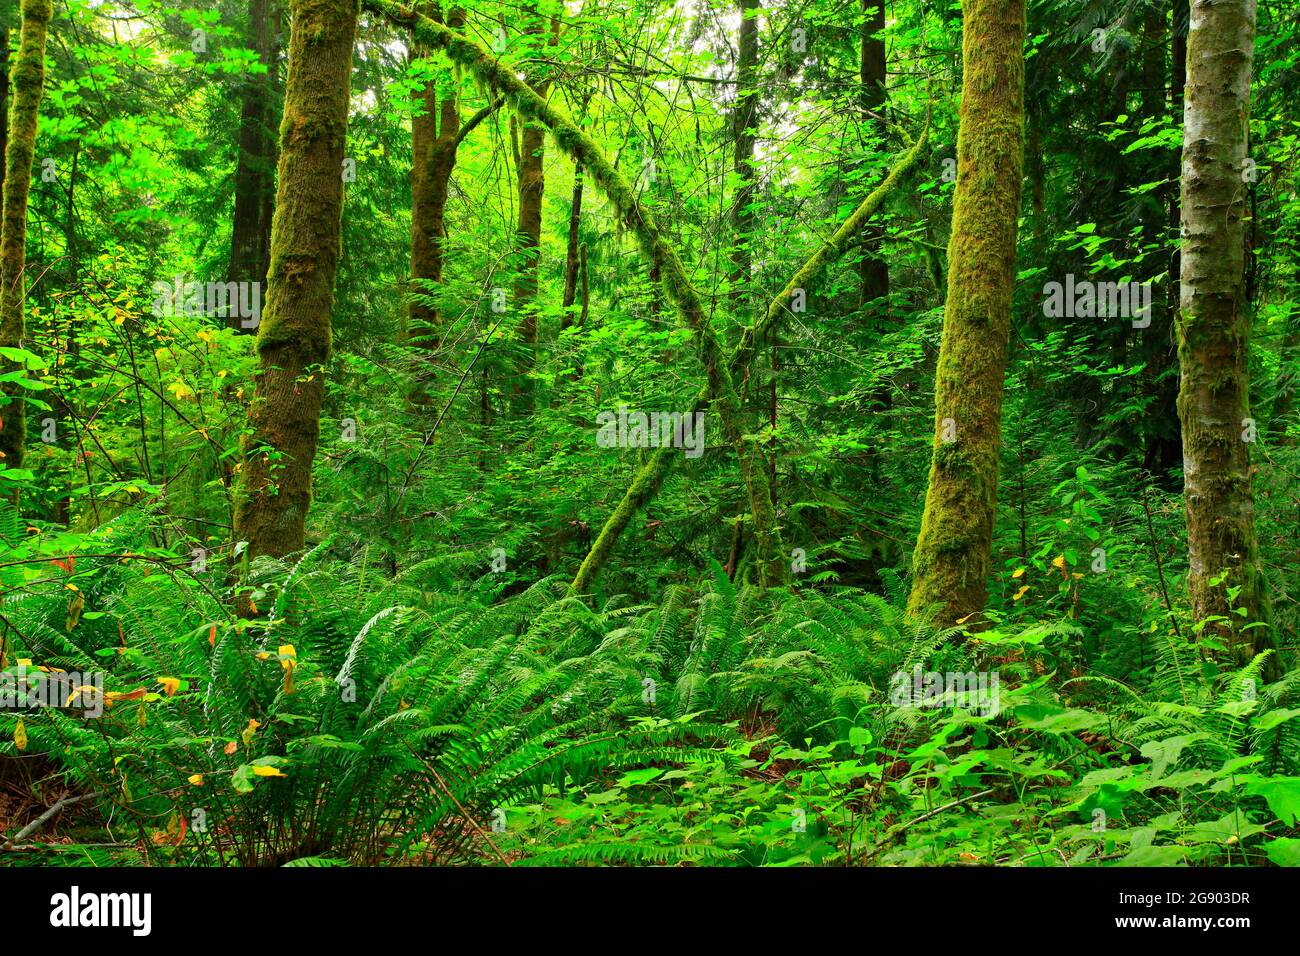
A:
[226,0,280,325]
[407,4,465,349]
[0,0,52,475]
[906,0,1024,626]
[233,0,357,575]
[1176,0,1268,649]
[1,26,9,218]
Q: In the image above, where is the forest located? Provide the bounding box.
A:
[0,0,1296,873]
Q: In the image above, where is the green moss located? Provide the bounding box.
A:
[906,0,1026,627]
[0,0,52,473]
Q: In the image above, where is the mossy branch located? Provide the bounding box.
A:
[568,118,929,594]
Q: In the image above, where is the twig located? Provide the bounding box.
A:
[862,788,994,861]
[3,790,107,849]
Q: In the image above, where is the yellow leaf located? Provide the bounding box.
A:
[157,676,181,697]
[241,718,261,747]
[14,718,27,751]
[64,685,100,707]
[166,381,196,402]
[1013,585,1030,601]
[1051,554,1066,571]
[224,740,238,755]
[251,765,285,778]
[66,590,85,631]
[1011,567,1026,579]
[278,644,297,690]
[188,774,204,786]
[955,612,976,625]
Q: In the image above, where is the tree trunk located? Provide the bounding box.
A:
[226,0,280,329]
[859,0,888,309]
[510,8,553,416]
[0,0,52,476]
[560,166,583,324]
[729,0,759,297]
[1176,0,1269,649]
[1,26,9,218]
[906,0,1025,627]
[407,4,465,350]
[1144,0,1187,477]
[233,0,357,575]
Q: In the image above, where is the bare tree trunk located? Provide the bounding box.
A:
[510,8,554,416]
[729,0,759,297]
[407,4,467,350]
[226,0,280,329]
[1144,0,1187,477]
[906,0,1025,627]
[1176,0,1269,651]
[560,167,583,324]
[233,0,357,580]
[859,0,888,309]
[0,0,52,477]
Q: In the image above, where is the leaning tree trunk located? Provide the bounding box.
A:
[0,0,52,476]
[906,0,1025,627]
[226,0,280,326]
[1176,0,1269,652]
[233,0,357,578]
[570,125,928,593]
